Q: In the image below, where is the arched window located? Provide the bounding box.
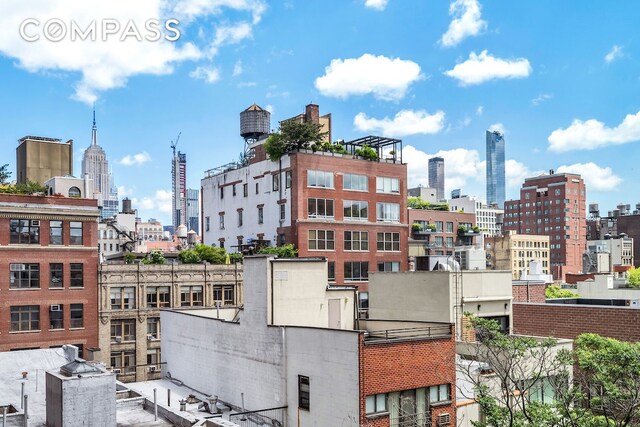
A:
[68,187,81,198]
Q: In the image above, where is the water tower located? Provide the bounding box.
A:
[240,104,270,161]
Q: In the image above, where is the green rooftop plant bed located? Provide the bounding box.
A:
[407,197,449,211]
[545,284,579,299]
[457,225,480,235]
[354,144,379,161]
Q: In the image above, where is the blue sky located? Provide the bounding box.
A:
[0,0,639,225]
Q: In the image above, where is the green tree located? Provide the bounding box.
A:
[142,250,166,265]
[354,144,379,161]
[263,120,327,161]
[257,243,298,258]
[0,164,10,184]
[178,248,202,264]
[545,284,579,299]
[194,244,227,264]
[124,253,136,264]
[627,267,640,288]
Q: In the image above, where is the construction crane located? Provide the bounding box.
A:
[170,132,182,157]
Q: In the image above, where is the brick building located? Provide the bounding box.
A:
[0,194,99,357]
[202,104,407,294]
[587,203,640,267]
[503,172,586,280]
[409,209,477,257]
[98,263,243,382]
[485,231,551,279]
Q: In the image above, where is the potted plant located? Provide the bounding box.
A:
[412,223,424,232]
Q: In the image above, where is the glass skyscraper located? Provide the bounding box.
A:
[428,156,445,201]
[486,130,505,208]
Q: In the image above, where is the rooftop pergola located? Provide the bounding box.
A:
[343,135,403,163]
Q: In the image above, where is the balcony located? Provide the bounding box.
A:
[363,323,453,344]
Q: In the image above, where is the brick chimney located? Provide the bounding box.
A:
[305,104,320,124]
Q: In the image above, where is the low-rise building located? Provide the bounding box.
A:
[97,262,243,382]
[409,209,478,258]
[583,237,633,273]
[161,256,456,426]
[448,194,503,237]
[486,231,551,280]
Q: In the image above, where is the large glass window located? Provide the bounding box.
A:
[343,200,368,221]
[180,286,203,307]
[50,263,63,288]
[111,319,135,342]
[376,203,400,223]
[10,263,40,288]
[344,262,368,281]
[365,394,387,414]
[110,288,135,309]
[70,263,83,287]
[377,232,400,251]
[111,351,136,374]
[10,305,40,332]
[429,384,451,404]
[50,220,63,245]
[344,231,368,251]
[69,221,83,245]
[308,198,334,219]
[213,286,235,305]
[308,170,334,188]
[10,219,40,244]
[147,286,170,308]
[375,177,400,194]
[49,304,63,329]
[147,317,160,339]
[343,174,368,191]
[308,230,335,250]
[70,304,83,328]
[378,261,400,272]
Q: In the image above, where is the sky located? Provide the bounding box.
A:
[0,0,639,225]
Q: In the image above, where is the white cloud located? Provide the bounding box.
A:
[531,93,553,106]
[605,45,623,63]
[364,0,389,10]
[488,123,506,134]
[0,0,264,103]
[232,60,243,76]
[264,104,274,114]
[208,22,253,56]
[505,160,543,189]
[440,0,487,47]
[354,110,446,137]
[190,65,221,83]
[556,163,622,192]
[444,50,531,86]
[548,110,640,152]
[119,151,151,166]
[315,54,423,101]
[476,105,484,116]
[117,185,135,197]
[133,189,172,214]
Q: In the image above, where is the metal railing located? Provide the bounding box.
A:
[228,406,287,426]
[365,325,452,343]
[389,412,431,427]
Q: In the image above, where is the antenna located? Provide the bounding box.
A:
[170,132,182,157]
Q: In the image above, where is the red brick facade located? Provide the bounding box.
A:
[408,209,477,256]
[512,283,546,303]
[0,194,100,357]
[359,328,456,426]
[513,303,640,341]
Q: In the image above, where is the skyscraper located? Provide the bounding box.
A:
[82,109,119,219]
[186,188,199,233]
[172,151,187,229]
[428,156,445,201]
[486,130,505,208]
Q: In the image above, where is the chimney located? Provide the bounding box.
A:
[305,104,320,124]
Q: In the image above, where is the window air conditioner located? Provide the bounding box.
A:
[437,413,451,426]
[31,220,40,226]
[10,264,25,271]
[147,366,158,372]
[112,368,121,374]
[50,305,61,312]
[147,334,156,340]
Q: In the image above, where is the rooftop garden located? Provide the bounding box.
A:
[0,164,47,195]
[407,196,450,211]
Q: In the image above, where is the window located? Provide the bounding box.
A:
[111,351,136,374]
[429,384,451,404]
[446,222,454,233]
[344,261,368,281]
[280,204,286,221]
[376,202,400,223]
[213,286,235,305]
[446,237,454,247]
[68,186,81,197]
[111,319,135,343]
[308,230,335,250]
[237,210,243,227]
[147,348,161,370]
[376,177,399,194]
[10,306,39,332]
[205,216,210,231]
[147,287,170,308]
[298,376,310,410]
[308,170,334,188]
[70,304,83,328]
[255,182,259,194]
[49,304,63,329]
[70,263,83,287]
[285,171,292,189]
[328,262,335,282]
[232,184,237,196]
[69,221,83,245]
[181,286,203,307]
[147,317,160,339]
[10,219,40,244]
[272,173,280,191]
[435,221,443,232]
[343,174,368,191]
[219,187,224,199]
[344,231,368,251]
[344,200,368,221]
[50,263,63,288]
[378,261,400,272]
[258,207,264,224]
[10,263,40,288]
[366,393,387,415]
[308,198,334,219]
[219,213,225,229]
[50,220,63,245]
[110,288,135,310]
[243,183,248,197]
[377,232,400,251]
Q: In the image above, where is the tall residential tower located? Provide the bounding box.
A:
[172,150,187,229]
[428,156,445,201]
[486,130,505,208]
